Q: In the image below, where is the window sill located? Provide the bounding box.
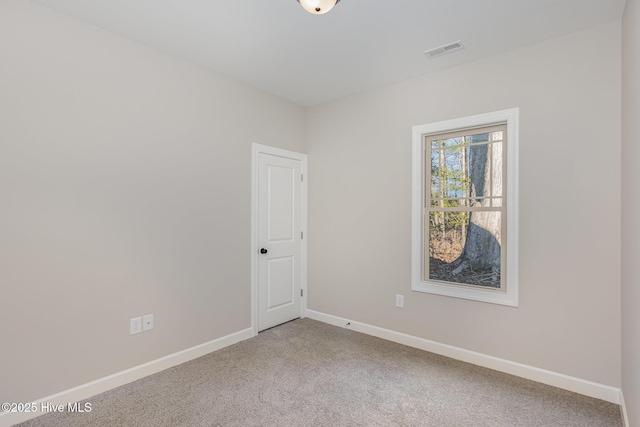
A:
[412,280,518,307]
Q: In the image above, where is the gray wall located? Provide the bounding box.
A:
[622,0,640,423]
[306,21,622,388]
[0,0,305,403]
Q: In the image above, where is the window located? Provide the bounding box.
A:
[412,109,519,306]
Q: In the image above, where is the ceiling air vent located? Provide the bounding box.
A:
[424,41,464,59]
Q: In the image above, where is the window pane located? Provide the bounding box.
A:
[428,211,469,263]
[430,144,471,206]
[430,149,441,203]
[431,136,464,151]
[491,141,503,200]
[430,131,504,208]
[465,132,489,144]
[428,211,502,289]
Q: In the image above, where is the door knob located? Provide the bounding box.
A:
[260,248,268,254]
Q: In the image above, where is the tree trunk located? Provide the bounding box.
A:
[452,136,501,284]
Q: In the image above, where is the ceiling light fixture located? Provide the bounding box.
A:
[297,0,340,15]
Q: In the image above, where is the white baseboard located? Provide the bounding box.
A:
[0,327,254,427]
[620,390,630,427]
[305,309,622,405]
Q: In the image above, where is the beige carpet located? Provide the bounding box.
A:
[17,319,622,426]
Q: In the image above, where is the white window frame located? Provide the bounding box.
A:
[411,108,519,307]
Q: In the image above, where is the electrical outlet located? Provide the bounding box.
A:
[130,317,142,335]
[142,314,154,331]
[396,294,405,308]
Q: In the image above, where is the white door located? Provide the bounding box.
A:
[257,152,303,331]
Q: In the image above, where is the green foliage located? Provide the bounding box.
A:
[430,142,470,235]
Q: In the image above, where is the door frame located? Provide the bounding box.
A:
[251,143,308,336]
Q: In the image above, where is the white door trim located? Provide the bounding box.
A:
[251,143,307,336]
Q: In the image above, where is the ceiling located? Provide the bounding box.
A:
[32,0,627,107]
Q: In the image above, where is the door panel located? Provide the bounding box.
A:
[258,153,302,331]
[267,165,294,242]
[267,256,294,309]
